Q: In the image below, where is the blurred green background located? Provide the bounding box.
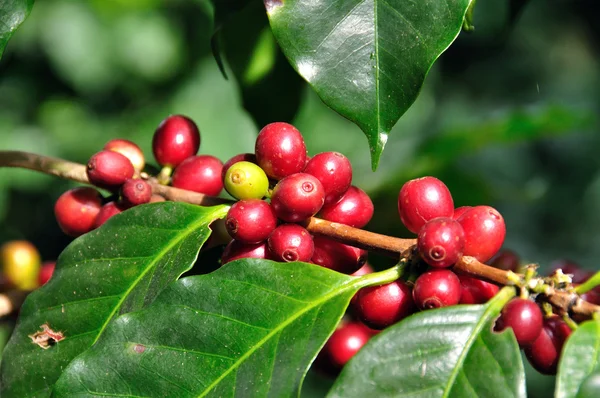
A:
[1,0,599,396]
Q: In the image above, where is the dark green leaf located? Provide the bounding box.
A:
[0,202,228,397]
[555,319,600,398]
[329,287,525,398]
[0,0,34,59]
[266,0,472,169]
[52,259,364,397]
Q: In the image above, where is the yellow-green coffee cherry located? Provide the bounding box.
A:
[1,240,41,290]
[224,161,269,200]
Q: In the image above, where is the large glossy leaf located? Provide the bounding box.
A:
[0,0,34,59]
[329,287,525,398]
[266,0,472,169]
[555,319,600,398]
[51,259,382,397]
[0,202,229,397]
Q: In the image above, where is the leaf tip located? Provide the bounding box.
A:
[369,132,388,171]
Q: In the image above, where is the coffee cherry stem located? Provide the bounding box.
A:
[3,150,600,320]
[156,166,173,185]
[574,270,600,295]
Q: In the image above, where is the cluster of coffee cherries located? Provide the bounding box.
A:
[0,240,55,292]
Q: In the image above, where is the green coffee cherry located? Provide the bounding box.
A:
[224,161,269,200]
[1,240,41,290]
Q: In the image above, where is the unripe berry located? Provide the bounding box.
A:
[413,270,461,310]
[458,275,499,304]
[270,173,325,222]
[223,161,269,200]
[152,115,200,167]
[524,316,572,375]
[93,201,125,229]
[38,261,56,286]
[319,186,374,228]
[417,217,465,268]
[311,236,367,274]
[104,139,145,172]
[255,122,307,180]
[304,152,352,205]
[0,240,41,290]
[267,224,314,262]
[221,153,257,182]
[171,155,224,196]
[320,322,371,370]
[87,150,135,189]
[490,250,520,272]
[121,179,152,207]
[221,240,269,265]
[225,200,277,244]
[495,298,543,347]
[398,177,454,234]
[458,205,506,263]
[354,280,415,330]
[54,187,103,237]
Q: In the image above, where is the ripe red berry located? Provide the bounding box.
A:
[319,186,374,228]
[87,150,135,189]
[267,224,314,262]
[171,155,224,196]
[38,261,56,286]
[495,298,543,347]
[311,237,367,274]
[398,177,454,233]
[354,280,415,330]
[490,250,520,272]
[458,275,499,304]
[452,206,472,220]
[54,187,103,237]
[458,205,506,262]
[413,269,461,310]
[221,240,269,265]
[525,316,572,375]
[104,139,145,172]
[270,173,325,222]
[351,263,374,277]
[304,152,352,205]
[221,153,257,182]
[93,201,125,228]
[121,179,152,207]
[255,122,307,180]
[225,199,277,244]
[417,217,465,268]
[321,321,371,370]
[152,115,200,167]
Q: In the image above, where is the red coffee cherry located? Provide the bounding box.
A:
[452,206,472,220]
[458,275,499,304]
[417,217,465,268]
[413,269,461,310]
[225,199,277,244]
[304,152,352,205]
[525,316,572,375]
[319,186,374,228]
[93,201,125,228]
[490,250,520,272]
[270,173,325,222]
[398,177,454,233]
[320,321,371,370]
[87,150,135,189]
[267,224,314,262]
[38,261,56,286]
[104,139,145,172]
[354,280,415,330]
[311,236,367,274]
[458,205,506,262]
[152,115,200,167]
[54,187,103,237]
[255,122,307,180]
[221,240,269,265]
[221,153,257,182]
[121,179,152,207]
[351,263,374,277]
[495,298,543,347]
[171,155,224,196]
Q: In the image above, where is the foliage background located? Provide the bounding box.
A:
[0,0,599,396]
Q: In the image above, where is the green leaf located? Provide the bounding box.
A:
[329,287,525,398]
[0,202,229,398]
[266,0,472,170]
[51,260,392,397]
[555,319,600,398]
[0,0,34,59]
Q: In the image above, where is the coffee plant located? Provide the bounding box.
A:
[1,1,599,397]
